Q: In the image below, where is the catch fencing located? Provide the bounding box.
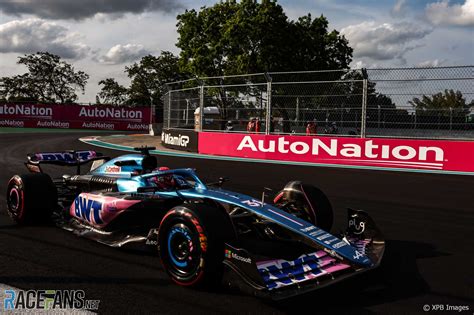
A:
[164,66,474,140]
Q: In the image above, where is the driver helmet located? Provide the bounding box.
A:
[152,166,174,186]
[158,166,174,185]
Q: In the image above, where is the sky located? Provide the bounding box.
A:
[0,0,472,103]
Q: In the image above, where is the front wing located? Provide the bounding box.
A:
[221,209,385,300]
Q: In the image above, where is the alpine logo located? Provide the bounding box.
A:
[237,136,445,169]
[161,132,190,147]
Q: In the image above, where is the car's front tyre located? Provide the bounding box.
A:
[158,203,235,287]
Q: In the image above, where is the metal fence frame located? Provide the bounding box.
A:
[163,66,474,140]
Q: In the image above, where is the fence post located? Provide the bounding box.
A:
[449,107,453,130]
[199,84,204,132]
[361,68,368,138]
[167,91,171,129]
[264,72,272,135]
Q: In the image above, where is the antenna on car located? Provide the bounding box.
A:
[133,146,156,156]
[261,187,273,206]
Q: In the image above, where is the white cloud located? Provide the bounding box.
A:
[391,0,408,17]
[0,19,89,59]
[0,0,183,20]
[416,59,446,67]
[341,21,432,64]
[426,0,474,26]
[98,44,151,64]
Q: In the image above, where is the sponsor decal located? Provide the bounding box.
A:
[105,165,121,173]
[160,129,199,152]
[34,151,96,163]
[79,107,142,121]
[198,132,474,172]
[70,194,140,227]
[37,120,69,128]
[0,119,24,127]
[82,122,115,130]
[348,217,366,235]
[300,226,316,232]
[184,212,207,252]
[0,104,52,118]
[3,289,99,311]
[333,241,349,249]
[353,250,364,260]
[73,195,104,225]
[257,250,350,289]
[225,249,252,264]
[0,103,150,131]
[237,136,444,168]
[127,123,148,130]
[162,132,190,147]
[242,199,264,207]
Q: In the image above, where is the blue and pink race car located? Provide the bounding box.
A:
[6,147,384,299]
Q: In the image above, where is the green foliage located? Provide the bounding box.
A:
[0,52,89,103]
[410,89,471,117]
[176,0,352,76]
[97,78,128,105]
[125,51,189,107]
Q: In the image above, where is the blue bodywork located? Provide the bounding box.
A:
[91,154,373,267]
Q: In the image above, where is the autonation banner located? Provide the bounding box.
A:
[0,103,151,131]
[199,132,474,173]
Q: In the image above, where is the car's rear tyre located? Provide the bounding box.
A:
[6,173,57,224]
[158,203,235,287]
[274,181,333,231]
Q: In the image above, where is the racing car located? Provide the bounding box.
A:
[6,147,384,299]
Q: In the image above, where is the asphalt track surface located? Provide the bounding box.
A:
[0,132,472,314]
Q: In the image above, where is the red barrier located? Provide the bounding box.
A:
[0,103,151,131]
[199,132,474,172]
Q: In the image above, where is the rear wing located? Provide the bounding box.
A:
[25,150,110,175]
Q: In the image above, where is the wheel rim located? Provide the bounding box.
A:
[165,223,201,280]
[7,186,22,217]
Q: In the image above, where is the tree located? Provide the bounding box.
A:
[97,78,128,105]
[176,0,353,129]
[125,51,189,107]
[409,89,470,116]
[176,0,352,76]
[0,52,89,103]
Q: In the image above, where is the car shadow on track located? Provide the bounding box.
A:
[267,240,450,313]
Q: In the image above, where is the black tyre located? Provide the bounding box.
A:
[158,204,235,287]
[274,181,333,231]
[6,173,57,224]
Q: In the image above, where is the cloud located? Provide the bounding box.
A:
[416,59,446,67]
[0,19,90,59]
[391,0,408,18]
[0,0,182,20]
[425,0,474,26]
[98,44,150,64]
[341,21,432,64]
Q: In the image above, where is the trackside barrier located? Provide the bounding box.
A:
[198,132,474,173]
[0,103,151,131]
